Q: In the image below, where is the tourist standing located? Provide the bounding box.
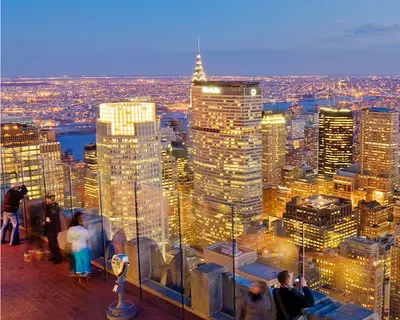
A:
[67,212,91,277]
[44,194,62,264]
[1,184,28,245]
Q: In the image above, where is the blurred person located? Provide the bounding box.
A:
[43,194,62,264]
[67,212,91,277]
[235,280,269,320]
[273,270,314,320]
[1,184,28,245]
[67,217,76,276]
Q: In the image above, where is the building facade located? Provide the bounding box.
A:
[357,200,393,238]
[391,245,400,319]
[96,101,167,245]
[339,237,387,318]
[359,107,399,204]
[284,195,357,251]
[318,107,353,178]
[83,143,98,209]
[160,128,179,240]
[1,121,63,203]
[191,81,263,244]
[261,112,287,185]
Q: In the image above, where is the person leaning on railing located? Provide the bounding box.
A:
[273,270,314,320]
[1,184,28,246]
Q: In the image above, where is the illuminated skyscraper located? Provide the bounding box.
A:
[160,128,179,239]
[192,35,206,83]
[304,125,318,168]
[1,121,63,202]
[83,143,98,209]
[339,237,391,318]
[188,35,207,173]
[310,236,391,318]
[318,107,353,178]
[96,101,167,244]
[284,195,357,251]
[359,107,399,204]
[357,200,392,238]
[191,81,263,244]
[40,141,64,203]
[261,112,286,185]
[391,245,400,319]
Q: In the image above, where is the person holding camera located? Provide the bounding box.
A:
[1,184,28,246]
[273,270,314,320]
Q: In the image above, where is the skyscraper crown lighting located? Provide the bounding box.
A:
[192,35,207,83]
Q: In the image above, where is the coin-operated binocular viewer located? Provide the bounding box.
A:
[107,254,136,320]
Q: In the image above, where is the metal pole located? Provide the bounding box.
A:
[98,173,108,281]
[382,249,387,318]
[1,149,7,199]
[41,158,47,196]
[177,192,185,319]
[134,182,143,299]
[68,164,74,217]
[302,221,305,276]
[19,148,29,239]
[231,204,236,317]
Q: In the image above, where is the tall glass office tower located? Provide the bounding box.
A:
[96,101,167,245]
[191,81,263,244]
[318,107,353,178]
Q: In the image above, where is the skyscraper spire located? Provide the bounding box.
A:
[197,34,201,53]
[192,34,207,83]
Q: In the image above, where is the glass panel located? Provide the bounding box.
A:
[233,193,302,319]
[178,190,235,319]
[98,173,135,277]
[136,183,184,317]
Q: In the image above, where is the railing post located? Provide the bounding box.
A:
[177,192,185,319]
[231,204,236,317]
[134,182,143,299]
[98,173,108,281]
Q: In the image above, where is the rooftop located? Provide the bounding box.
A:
[298,195,350,210]
[323,303,375,320]
[343,236,378,245]
[362,107,395,113]
[195,262,225,274]
[319,106,352,113]
[358,200,382,209]
[206,242,253,258]
[193,80,260,87]
[238,261,280,281]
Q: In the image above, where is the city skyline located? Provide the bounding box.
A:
[3,0,400,77]
[2,2,400,319]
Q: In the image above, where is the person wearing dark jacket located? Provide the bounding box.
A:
[273,270,314,320]
[1,184,28,245]
[43,194,62,264]
[235,280,269,320]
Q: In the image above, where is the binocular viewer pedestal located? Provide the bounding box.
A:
[107,254,136,320]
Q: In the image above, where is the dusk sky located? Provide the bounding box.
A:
[2,0,400,77]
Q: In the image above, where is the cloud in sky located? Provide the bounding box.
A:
[347,22,400,37]
[318,22,400,44]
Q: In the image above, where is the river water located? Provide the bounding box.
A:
[57,96,377,160]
